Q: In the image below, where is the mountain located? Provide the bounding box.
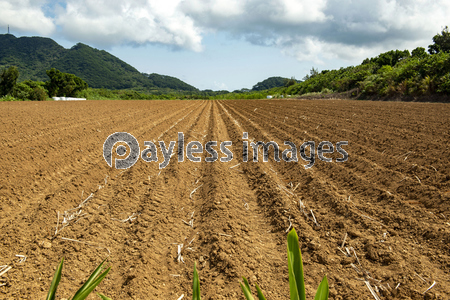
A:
[0,34,197,92]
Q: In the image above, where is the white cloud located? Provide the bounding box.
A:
[214,81,228,90]
[180,0,328,32]
[55,0,204,51]
[271,0,328,24]
[279,36,393,67]
[0,0,55,35]
[181,0,450,64]
[3,0,450,67]
[183,0,244,18]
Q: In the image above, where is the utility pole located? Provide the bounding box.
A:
[8,25,10,34]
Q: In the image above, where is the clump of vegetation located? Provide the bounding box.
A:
[46,258,111,300]
[0,66,19,97]
[46,68,88,97]
[12,80,48,101]
[192,228,329,300]
[0,95,19,101]
[240,228,328,300]
[0,66,90,100]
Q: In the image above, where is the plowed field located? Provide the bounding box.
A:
[0,99,449,300]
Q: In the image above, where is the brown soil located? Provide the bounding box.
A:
[0,99,449,300]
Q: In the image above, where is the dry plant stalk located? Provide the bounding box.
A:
[15,255,26,263]
[414,175,422,184]
[190,184,203,199]
[241,199,249,210]
[365,281,381,300]
[182,211,195,228]
[177,244,184,263]
[60,237,111,255]
[285,216,292,233]
[341,232,348,248]
[423,281,436,294]
[54,192,94,237]
[298,199,320,227]
[111,212,140,223]
[0,266,12,277]
[218,233,232,237]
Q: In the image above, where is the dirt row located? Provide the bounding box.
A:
[0,99,449,299]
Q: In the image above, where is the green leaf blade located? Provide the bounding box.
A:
[96,292,113,300]
[239,278,255,300]
[46,257,64,300]
[72,258,108,299]
[255,283,267,300]
[287,228,305,300]
[192,262,201,300]
[314,275,329,300]
[72,267,111,300]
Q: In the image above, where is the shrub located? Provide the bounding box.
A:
[29,86,48,101]
[11,82,33,100]
[11,81,48,100]
[0,95,19,101]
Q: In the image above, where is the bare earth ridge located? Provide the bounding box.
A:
[0,99,449,299]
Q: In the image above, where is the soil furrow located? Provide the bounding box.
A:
[0,99,449,300]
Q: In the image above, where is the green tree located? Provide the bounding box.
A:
[46,68,88,97]
[302,67,319,81]
[284,77,297,87]
[428,26,450,54]
[411,47,428,58]
[367,50,410,68]
[11,80,48,101]
[0,66,19,96]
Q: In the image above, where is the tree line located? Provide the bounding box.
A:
[273,26,450,99]
[2,26,450,101]
[0,67,88,101]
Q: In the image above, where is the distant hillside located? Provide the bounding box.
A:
[0,34,197,92]
[251,76,291,91]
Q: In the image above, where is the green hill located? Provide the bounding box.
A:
[251,76,291,91]
[0,34,197,92]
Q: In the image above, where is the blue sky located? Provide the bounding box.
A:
[1,0,450,91]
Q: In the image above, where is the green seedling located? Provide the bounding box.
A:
[96,293,113,300]
[192,262,201,300]
[240,228,329,300]
[46,257,112,300]
[240,277,266,300]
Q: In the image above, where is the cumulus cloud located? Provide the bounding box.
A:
[180,0,328,36]
[181,0,450,63]
[0,0,55,35]
[2,0,449,65]
[55,0,204,51]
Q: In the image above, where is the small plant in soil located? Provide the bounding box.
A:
[192,227,329,299]
[46,257,111,300]
[239,228,329,300]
